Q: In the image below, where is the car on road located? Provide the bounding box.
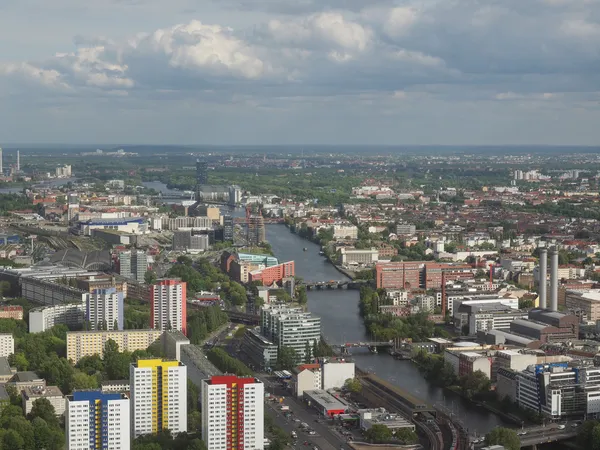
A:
[557,424,566,430]
[518,431,527,436]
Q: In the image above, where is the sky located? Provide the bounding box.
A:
[0,0,599,146]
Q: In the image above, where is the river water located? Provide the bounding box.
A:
[133,182,505,434]
[266,224,508,435]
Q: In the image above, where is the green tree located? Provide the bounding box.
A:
[276,346,298,371]
[144,270,157,285]
[365,424,393,443]
[27,398,58,427]
[72,370,99,390]
[177,255,193,266]
[31,417,64,450]
[459,370,491,399]
[578,420,600,448]
[485,427,520,450]
[395,428,418,445]
[103,339,131,380]
[76,354,104,375]
[2,429,25,450]
[344,378,362,393]
[296,286,308,305]
[0,281,11,298]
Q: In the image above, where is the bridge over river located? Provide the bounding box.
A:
[301,279,370,290]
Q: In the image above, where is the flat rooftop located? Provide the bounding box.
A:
[22,385,64,399]
[304,389,347,411]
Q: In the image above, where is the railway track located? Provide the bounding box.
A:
[360,378,443,450]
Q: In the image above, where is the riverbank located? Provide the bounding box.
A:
[284,222,360,280]
[266,224,510,434]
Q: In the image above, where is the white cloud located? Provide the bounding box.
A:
[384,7,418,37]
[0,62,70,89]
[146,21,269,79]
[1,0,600,144]
[267,12,372,53]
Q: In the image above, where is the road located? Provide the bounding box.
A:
[473,421,580,448]
[261,375,348,450]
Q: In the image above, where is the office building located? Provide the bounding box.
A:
[66,330,163,363]
[22,385,65,416]
[260,305,321,361]
[150,279,187,335]
[247,215,266,245]
[66,390,130,450]
[30,303,86,333]
[376,261,472,291]
[119,250,148,281]
[565,289,600,322]
[376,261,423,290]
[240,327,279,370]
[86,287,123,331]
[338,248,379,266]
[130,359,187,438]
[396,224,416,235]
[196,160,208,185]
[229,185,242,206]
[223,216,234,242]
[0,334,14,358]
[516,363,600,419]
[201,375,264,450]
[453,302,528,335]
[165,216,212,231]
[248,261,295,286]
[332,225,358,240]
[172,230,210,251]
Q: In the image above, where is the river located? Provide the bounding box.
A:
[266,224,509,435]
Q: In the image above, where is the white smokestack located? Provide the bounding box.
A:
[539,247,547,309]
[550,246,559,312]
[17,150,20,172]
[0,147,3,174]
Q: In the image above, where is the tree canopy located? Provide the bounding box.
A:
[485,427,521,450]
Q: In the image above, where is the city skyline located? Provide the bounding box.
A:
[1,1,600,145]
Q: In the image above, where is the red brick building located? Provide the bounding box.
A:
[249,261,295,286]
[0,306,23,320]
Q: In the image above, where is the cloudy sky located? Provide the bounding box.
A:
[0,0,599,145]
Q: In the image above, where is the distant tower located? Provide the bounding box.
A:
[17,150,20,172]
[0,147,3,174]
[195,160,208,185]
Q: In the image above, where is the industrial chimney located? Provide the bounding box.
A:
[539,247,547,309]
[549,246,559,312]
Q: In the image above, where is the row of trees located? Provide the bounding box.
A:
[207,348,253,376]
[187,307,229,345]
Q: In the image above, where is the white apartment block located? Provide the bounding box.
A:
[201,375,264,450]
[130,359,187,438]
[260,305,321,361]
[151,280,187,335]
[87,288,123,331]
[66,390,130,450]
[0,334,14,358]
[29,303,86,333]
